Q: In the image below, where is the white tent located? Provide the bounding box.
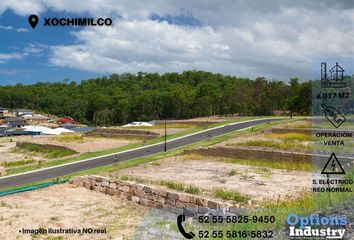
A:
[23,125,52,133]
[122,122,153,127]
[23,126,74,135]
[42,128,74,135]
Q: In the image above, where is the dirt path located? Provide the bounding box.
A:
[0,184,149,240]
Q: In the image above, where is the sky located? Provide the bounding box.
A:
[0,0,353,85]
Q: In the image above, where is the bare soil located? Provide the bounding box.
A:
[0,135,138,164]
[25,135,138,153]
[111,156,312,202]
[273,119,312,129]
[0,184,149,240]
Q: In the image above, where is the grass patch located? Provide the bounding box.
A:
[159,180,185,192]
[266,133,312,141]
[13,142,78,159]
[0,201,10,207]
[120,175,129,181]
[1,159,36,167]
[184,185,201,194]
[159,180,201,194]
[213,188,250,203]
[228,169,237,176]
[237,140,312,152]
[230,158,312,171]
[49,216,60,222]
[55,135,85,143]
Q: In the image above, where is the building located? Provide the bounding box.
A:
[5,117,26,128]
[12,109,33,116]
[0,107,8,115]
[58,117,75,124]
[2,128,30,137]
[0,125,12,137]
[21,114,50,124]
[0,108,14,117]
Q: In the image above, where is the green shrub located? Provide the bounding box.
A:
[159,180,185,192]
[213,188,250,203]
[15,142,78,159]
[56,135,84,142]
[2,159,36,167]
[228,169,237,176]
[184,185,200,194]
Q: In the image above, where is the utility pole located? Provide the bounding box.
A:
[164,119,167,152]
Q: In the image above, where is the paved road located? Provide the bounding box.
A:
[0,118,284,189]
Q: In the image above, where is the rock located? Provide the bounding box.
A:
[158,189,168,197]
[196,198,208,207]
[179,194,191,203]
[167,192,179,200]
[102,180,109,187]
[109,182,117,189]
[119,185,130,193]
[143,186,152,193]
[132,196,140,203]
[165,198,175,205]
[208,200,219,209]
[140,198,149,206]
[175,200,186,208]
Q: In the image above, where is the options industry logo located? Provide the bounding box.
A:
[286,213,346,239]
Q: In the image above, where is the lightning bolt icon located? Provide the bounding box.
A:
[321,153,345,175]
[331,159,336,171]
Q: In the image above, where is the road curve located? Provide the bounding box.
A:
[0,118,284,189]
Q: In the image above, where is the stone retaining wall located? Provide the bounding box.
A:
[270,128,354,136]
[270,128,313,135]
[184,147,354,169]
[70,175,243,216]
[85,128,159,139]
[185,146,312,162]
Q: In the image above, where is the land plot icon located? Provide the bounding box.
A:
[321,153,345,174]
[321,62,346,88]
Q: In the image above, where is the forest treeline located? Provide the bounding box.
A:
[0,71,312,125]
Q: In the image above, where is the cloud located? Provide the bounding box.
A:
[0,52,23,63]
[0,0,353,80]
[0,24,28,32]
[0,0,44,16]
[0,68,36,75]
[49,19,230,73]
[0,44,44,63]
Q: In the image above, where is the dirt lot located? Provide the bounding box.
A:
[25,135,139,153]
[110,156,313,202]
[0,184,149,240]
[0,135,139,164]
[146,127,191,135]
[0,141,18,163]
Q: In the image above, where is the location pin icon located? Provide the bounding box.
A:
[28,14,39,29]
